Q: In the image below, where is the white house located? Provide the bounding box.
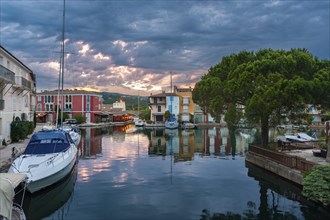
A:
[113,99,126,111]
[0,46,36,145]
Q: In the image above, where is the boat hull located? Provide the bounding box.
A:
[165,121,178,129]
[8,145,78,194]
[26,150,77,193]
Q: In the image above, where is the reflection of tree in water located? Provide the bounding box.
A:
[200,200,300,220]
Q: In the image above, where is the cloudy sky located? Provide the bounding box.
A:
[1,0,329,96]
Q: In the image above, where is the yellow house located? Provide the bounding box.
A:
[173,86,205,123]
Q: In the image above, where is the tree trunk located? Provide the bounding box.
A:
[261,117,269,148]
[326,122,330,162]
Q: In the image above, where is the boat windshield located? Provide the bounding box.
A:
[24,131,70,154]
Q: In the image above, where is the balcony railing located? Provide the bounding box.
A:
[0,65,15,82]
[0,99,4,110]
[15,76,32,90]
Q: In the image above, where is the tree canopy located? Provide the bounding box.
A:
[192,48,330,147]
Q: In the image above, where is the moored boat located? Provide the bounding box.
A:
[0,173,27,220]
[183,122,196,129]
[135,119,145,127]
[61,124,81,146]
[7,130,78,193]
[165,114,179,129]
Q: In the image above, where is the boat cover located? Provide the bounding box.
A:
[24,142,70,154]
[0,173,27,219]
[24,130,71,154]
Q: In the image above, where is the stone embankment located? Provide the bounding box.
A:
[246,144,329,186]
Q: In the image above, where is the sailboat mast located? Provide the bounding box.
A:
[170,72,173,113]
[60,0,66,125]
[170,71,172,93]
[137,90,140,117]
[56,0,66,127]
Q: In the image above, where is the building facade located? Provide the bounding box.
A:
[112,99,126,111]
[36,89,102,124]
[174,86,196,122]
[148,92,167,123]
[148,87,207,124]
[0,46,36,145]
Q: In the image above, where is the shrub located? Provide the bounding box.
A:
[302,165,330,206]
[74,114,86,124]
[10,121,35,143]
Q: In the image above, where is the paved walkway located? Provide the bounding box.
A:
[0,124,43,172]
[284,149,329,165]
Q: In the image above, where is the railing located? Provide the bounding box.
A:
[0,65,15,82]
[15,76,32,89]
[249,144,316,173]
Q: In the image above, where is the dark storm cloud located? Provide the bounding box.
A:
[1,0,329,95]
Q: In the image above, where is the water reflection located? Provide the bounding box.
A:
[146,127,254,162]
[22,165,77,220]
[29,125,329,220]
[78,125,256,162]
[246,161,330,220]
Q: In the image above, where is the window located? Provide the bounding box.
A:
[159,97,163,102]
[37,103,42,111]
[37,96,41,101]
[24,96,28,107]
[157,106,161,112]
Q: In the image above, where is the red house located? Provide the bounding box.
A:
[36,89,103,124]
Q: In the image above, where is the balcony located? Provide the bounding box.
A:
[0,99,4,110]
[0,65,15,83]
[13,76,32,90]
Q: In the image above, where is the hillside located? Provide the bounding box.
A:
[101,92,148,110]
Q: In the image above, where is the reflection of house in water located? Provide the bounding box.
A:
[79,128,102,158]
[197,127,230,156]
[148,129,166,156]
[175,130,195,162]
[147,127,254,160]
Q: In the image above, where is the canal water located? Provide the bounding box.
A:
[21,125,330,220]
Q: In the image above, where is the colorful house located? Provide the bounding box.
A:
[36,89,102,124]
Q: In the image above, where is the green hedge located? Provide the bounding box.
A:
[302,165,330,206]
[10,121,35,143]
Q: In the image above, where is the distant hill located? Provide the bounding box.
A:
[101,92,148,110]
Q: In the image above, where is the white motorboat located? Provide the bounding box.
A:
[0,173,27,220]
[135,119,145,127]
[61,124,81,146]
[183,122,196,129]
[165,114,179,129]
[8,130,78,194]
[284,132,318,143]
